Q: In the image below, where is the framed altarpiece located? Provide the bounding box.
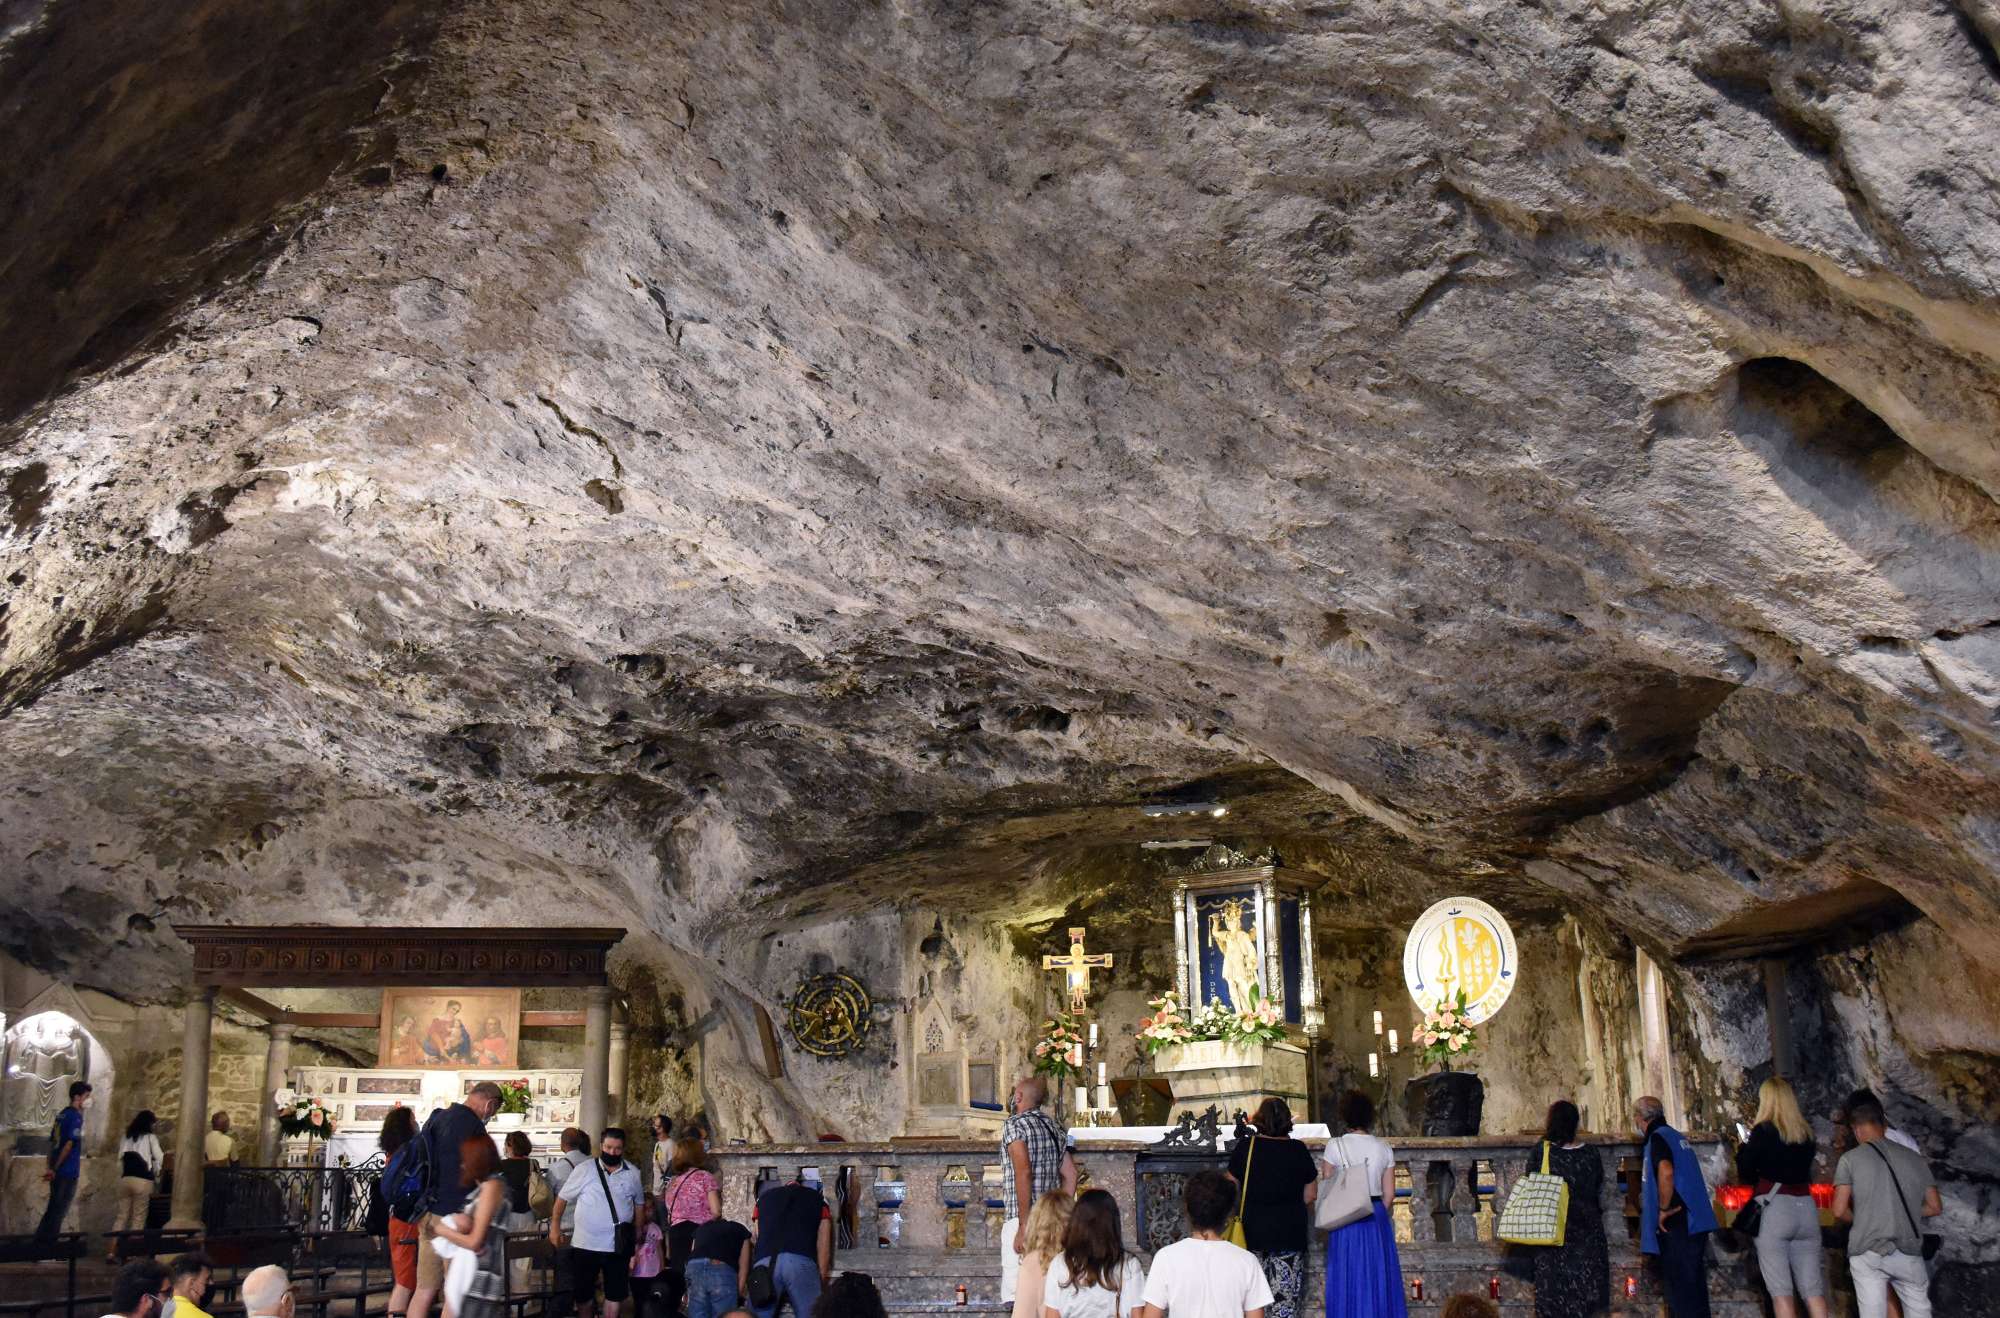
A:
[1169,848,1324,1038]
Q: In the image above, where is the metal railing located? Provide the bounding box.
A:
[208,1160,385,1235]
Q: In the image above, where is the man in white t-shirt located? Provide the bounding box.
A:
[1139,1172,1272,1318]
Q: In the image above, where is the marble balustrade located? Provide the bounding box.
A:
[710,1133,1735,1255]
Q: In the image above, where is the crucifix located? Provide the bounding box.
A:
[1043,926,1113,1014]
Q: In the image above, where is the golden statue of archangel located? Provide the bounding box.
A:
[1208,899,1262,1010]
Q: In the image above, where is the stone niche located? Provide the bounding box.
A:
[902,913,1022,1138]
[904,999,1006,1137]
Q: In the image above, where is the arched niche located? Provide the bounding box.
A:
[3,1005,117,1146]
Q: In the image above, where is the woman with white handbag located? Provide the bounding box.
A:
[1318,1092,1407,1318]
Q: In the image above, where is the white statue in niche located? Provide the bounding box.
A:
[1209,899,1262,1011]
[3,1012,88,1133]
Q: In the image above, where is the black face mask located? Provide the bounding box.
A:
[601,1154,623,1168]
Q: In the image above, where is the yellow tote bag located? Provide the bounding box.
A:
[1495,1139,1570,1247]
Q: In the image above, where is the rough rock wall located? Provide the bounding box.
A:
[1677,924,2000,1306]
[3,0,2000,1181]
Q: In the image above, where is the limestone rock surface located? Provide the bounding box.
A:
[3,0,2000,1088]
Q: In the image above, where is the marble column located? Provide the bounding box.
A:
[256,1022,296,1164]
[580,986,613,1138]
[607,1020,630,1124]
[168,987,217,1226]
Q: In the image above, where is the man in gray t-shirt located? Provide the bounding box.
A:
[1834,1097,1942,1318]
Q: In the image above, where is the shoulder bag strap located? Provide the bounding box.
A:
[1540,1140,1553,1176]
[594,1158,624,1225]
[1235,1137,1256,1217]
[1869,1143,1923,1242]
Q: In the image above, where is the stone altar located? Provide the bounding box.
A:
[1149,1039,1308,1113]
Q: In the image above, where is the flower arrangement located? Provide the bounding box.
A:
[1413,988,1478,1069]
[1224,985,1287,1047]
[1031,1012,1088,1080]
[1135,991,1195,1056]
[1135,987,1288,1054]
[273,1088,337,1138]
[496,1079,532,1115]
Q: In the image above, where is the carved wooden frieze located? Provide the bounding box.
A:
[173,924,624,987]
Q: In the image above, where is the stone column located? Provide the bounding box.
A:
[580,986,613,1138]
[608,1020,630,1125]
[168,987,217,1227]
[256,1022,296,1164]
[1762,959,1794,1077]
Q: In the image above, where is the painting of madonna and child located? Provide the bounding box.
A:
[379,988,521,1068]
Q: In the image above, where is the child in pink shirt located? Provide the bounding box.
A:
[631,1199,666,1313]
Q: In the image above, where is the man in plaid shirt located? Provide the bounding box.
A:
[1000,1075,1077,1303]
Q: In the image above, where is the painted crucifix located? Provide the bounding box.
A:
[1042,926,1114,1014]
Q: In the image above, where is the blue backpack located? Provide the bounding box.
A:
[385,1131,434,1221]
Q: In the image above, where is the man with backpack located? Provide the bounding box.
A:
[406,1081,503,1318]
[35,1081,91,1250]
[545,1129,594,1318]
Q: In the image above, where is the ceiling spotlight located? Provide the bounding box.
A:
[1140,839,1213,850]
[1141,801,1227,818]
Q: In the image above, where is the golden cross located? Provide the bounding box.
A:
[1042,926,1114,1014]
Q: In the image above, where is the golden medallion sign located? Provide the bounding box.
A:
[1402,897,1517,1023]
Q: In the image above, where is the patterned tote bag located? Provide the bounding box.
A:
[1495,1140,1570,1246]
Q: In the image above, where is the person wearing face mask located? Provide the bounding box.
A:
[410,1082,503,1318]
[1001,1076,1079,1309]
[1636,1096,1717,1318]
[35,1081,92,1250]
[102,1260,172,1318]
[167,1252,216,1318]
[551,1128,646,1318]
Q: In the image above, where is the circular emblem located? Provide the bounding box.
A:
[1402,897,1517,1023]
[785,972,873,1058]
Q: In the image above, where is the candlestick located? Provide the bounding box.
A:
[1388,1029,1399,1054]
[1372,1010,1383,1035]
[1368,1052,1379,1078]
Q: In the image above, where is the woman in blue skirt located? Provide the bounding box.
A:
[1323,1091,1408,1318]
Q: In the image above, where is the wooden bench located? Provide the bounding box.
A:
[106,1230,203,1264]
[502,1232,565,1318]
[296,1232,392,1318]
[0,1233,88,1318]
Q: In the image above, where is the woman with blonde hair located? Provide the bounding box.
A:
[1736,1077,1827,1318]
[1012,1189,1073,1318]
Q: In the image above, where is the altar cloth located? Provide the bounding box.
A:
[1073,1122,1333,1146]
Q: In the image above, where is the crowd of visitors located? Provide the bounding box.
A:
[15,1068,1954,1318]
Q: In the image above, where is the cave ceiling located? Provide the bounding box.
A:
[3,0,1999,1000]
